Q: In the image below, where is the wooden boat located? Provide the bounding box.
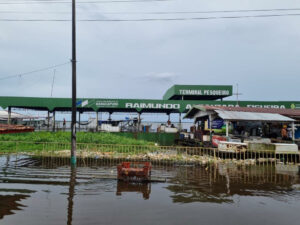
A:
[0,124,34,134]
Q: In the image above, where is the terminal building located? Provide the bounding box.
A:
[0,84,300,145]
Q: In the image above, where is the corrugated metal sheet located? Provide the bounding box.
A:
[203,106,300,117]
[184,105,300,119]
[0,111,35,120]
[215,110,295,122]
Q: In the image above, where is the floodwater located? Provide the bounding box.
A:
[0,155,300,225]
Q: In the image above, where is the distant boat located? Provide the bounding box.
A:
[0,124,34,134]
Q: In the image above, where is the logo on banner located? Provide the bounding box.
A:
[76,100,89,107]
[81,100,89,107]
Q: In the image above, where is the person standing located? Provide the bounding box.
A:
[63,118,66,131]
[281,125,288,140]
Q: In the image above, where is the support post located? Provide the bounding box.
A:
[226,120,229,140]
[52,111,56,132]
[7,107,11,125]
[292,121,295,142]
[138,112,141,132]
[209,114,212,142]
[71,0,77,166]
[179,113,182,131]
[47,111,50,131]
[78,111,81,132]
[96,111,99,132]
[108,112,112,121]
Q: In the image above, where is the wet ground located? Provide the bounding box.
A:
[0,155,300,225]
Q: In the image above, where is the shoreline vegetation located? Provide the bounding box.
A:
[0,132,155,149]
[0,132,229,165]
[0,132,298,166]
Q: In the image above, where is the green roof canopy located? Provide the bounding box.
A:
[163,85,233,100]
[0,96,299,114]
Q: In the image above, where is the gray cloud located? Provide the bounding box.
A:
[0,0,300,101]
[143,72,178,83]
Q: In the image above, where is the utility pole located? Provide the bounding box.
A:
[233,83,242,107]
[51,69,56,97]
[71,0,77,166]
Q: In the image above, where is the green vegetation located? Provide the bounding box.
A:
[0,132,155,145]
[0,132,156,153]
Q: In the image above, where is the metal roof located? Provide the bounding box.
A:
[185,105,300,120]
[215,110,295,122]
[0,110,37,120]
[203,106,300,118]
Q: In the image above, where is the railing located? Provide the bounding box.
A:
[28,121,194,132]
[0,141,299,165]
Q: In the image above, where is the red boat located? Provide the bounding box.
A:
[117,162,152,182]
[0,124,35,134]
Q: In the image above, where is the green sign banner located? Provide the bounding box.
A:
[77,98,300,113]
[163,85,233,100]
[0,96,299,113]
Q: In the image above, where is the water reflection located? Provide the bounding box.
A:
[0,156,32,219]
[1,155,300,225]
[1,155,10,177]
[67,166,77,225]
[116,181,151,200]
[0,194,29,219]
[166,164,300,204]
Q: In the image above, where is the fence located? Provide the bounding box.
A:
[0,141,299,165]
[29,121,194,133]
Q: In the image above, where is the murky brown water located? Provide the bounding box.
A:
[0,155,300,225]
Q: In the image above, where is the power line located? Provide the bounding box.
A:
[86,8,300,14]
[0,11,71,14]
[0,62,70,81]
[2,8,300,14]
[1,13,300,22]
[0,0,171,5]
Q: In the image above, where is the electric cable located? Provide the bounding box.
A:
[0,62,70,81]
[0,0,172,5]
[2,8,300,15]
[0,13,300,22]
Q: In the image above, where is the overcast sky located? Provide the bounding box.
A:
[0,0,300,102]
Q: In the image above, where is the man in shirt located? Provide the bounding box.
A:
[281,125,288,140]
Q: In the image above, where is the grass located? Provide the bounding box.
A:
[0,132,155,145]
[0,132,156,153]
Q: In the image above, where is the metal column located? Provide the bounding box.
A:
[52,111,56,132]
[96,111,99,132]
[138,113,141,132]
[78,112,81,132]
[226,120,229,140]
[47,111,50,131]
[292,121,295,142]
[209,114,212,142]
[7,107,11,125]
[179,113,182,131]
